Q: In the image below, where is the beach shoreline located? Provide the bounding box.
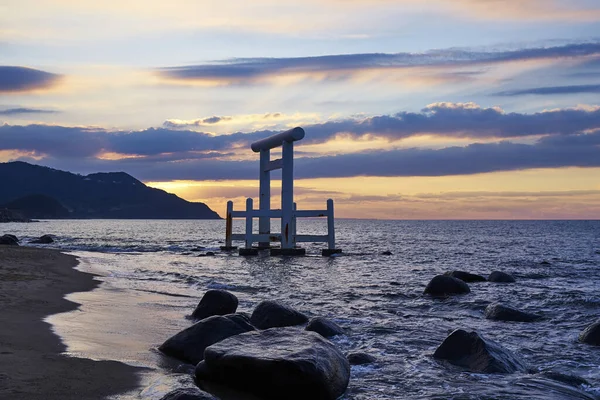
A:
[0,246,144,400]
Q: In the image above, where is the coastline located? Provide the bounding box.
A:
[0,246,144,400]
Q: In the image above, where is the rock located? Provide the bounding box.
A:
[443,270,486,283]
[381,250,392,255]
[4,234,18,242]
[160,388,217,400]
[579,320,600,345]
[305,317,344,338]
[192,290,238,320]
[250,300,308,329]
[423,275,470,296]
[488,271,516,283]
[195,328,350,400]
[0,234,19,245]
[433,329,527,373]
[205,251,215,256]
[159,313,255,365]
[484,303,541,322]
[347,352,376,365]
[30,234,54,244]
[0,209,31,222]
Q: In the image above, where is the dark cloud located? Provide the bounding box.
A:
[0,66,61,93]
[3,104,600,160]
[18,131,600,181]
[158,42,600,83]
[495,84,600,96]
[0,107,58,115]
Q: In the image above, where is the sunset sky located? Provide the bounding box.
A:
[2,0,600,219]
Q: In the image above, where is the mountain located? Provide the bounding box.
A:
[0,162,221,219]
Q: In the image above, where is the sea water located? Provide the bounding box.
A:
[5,219,600,399]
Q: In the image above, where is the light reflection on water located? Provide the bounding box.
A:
[7,219,600,399]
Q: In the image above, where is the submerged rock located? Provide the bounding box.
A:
[250,300,308,329]
[484,303,541,322]
[347,352,376,365]
[538,371,590,388]
[579,320,600,346]
[424,275,470,296]
[192,290,238,320]
[195,328,350,400]
[305,317,344,338]
[159,313,255,365]
[30,234,54,244]
[517,373,596,400]
[444,270,486,283]
[433,329,527,373]
[488,271,516,283]
[0,234,19,245]
[381,250,393,256]
[160,388,217,400]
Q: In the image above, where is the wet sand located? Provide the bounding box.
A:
[0,246,144,400]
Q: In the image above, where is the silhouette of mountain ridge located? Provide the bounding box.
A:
[0,161,221,219]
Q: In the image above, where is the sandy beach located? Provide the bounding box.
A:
[0,246,143,400]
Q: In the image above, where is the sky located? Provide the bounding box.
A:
[1,0,600,219]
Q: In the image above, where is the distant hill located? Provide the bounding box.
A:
[1,194,70,219]
[0,162,221,219]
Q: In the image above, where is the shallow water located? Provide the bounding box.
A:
[5,219,600,399]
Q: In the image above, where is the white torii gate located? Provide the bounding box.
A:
[221,127,341,256]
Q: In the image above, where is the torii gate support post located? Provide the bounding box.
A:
[281,139,294,249]
[220,200,237,251]
[258,149,270,249]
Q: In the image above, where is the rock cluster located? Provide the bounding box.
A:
[159,291,352,399]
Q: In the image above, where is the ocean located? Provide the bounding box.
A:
[5,219,600,399]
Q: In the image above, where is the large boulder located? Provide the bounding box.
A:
[305,317,344,338]
[488,271,516,283]
[579,320,600,345]
[444,270,486,283]
[195,328,350,400]
[484,303,541,322]
[30,234,54,244]
[0,234,19,245]
[424,275,470,296]
[159,313,255,365]
[192,290,238,320]
[433,329,527,373]
[250,300,308,329]
[160,388,217,400]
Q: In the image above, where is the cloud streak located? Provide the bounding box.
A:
[495,84,600,96]
[158,43,600,85]
[0,66,61,93]
[0,107,58,115]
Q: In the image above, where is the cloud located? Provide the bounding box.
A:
[0,66,61,93]
[0,107,58,115]
[157,42,600,85]
[11,130,600,181]
[2,103,600,160]
[163,116,233,128]
[495,84,600,96]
